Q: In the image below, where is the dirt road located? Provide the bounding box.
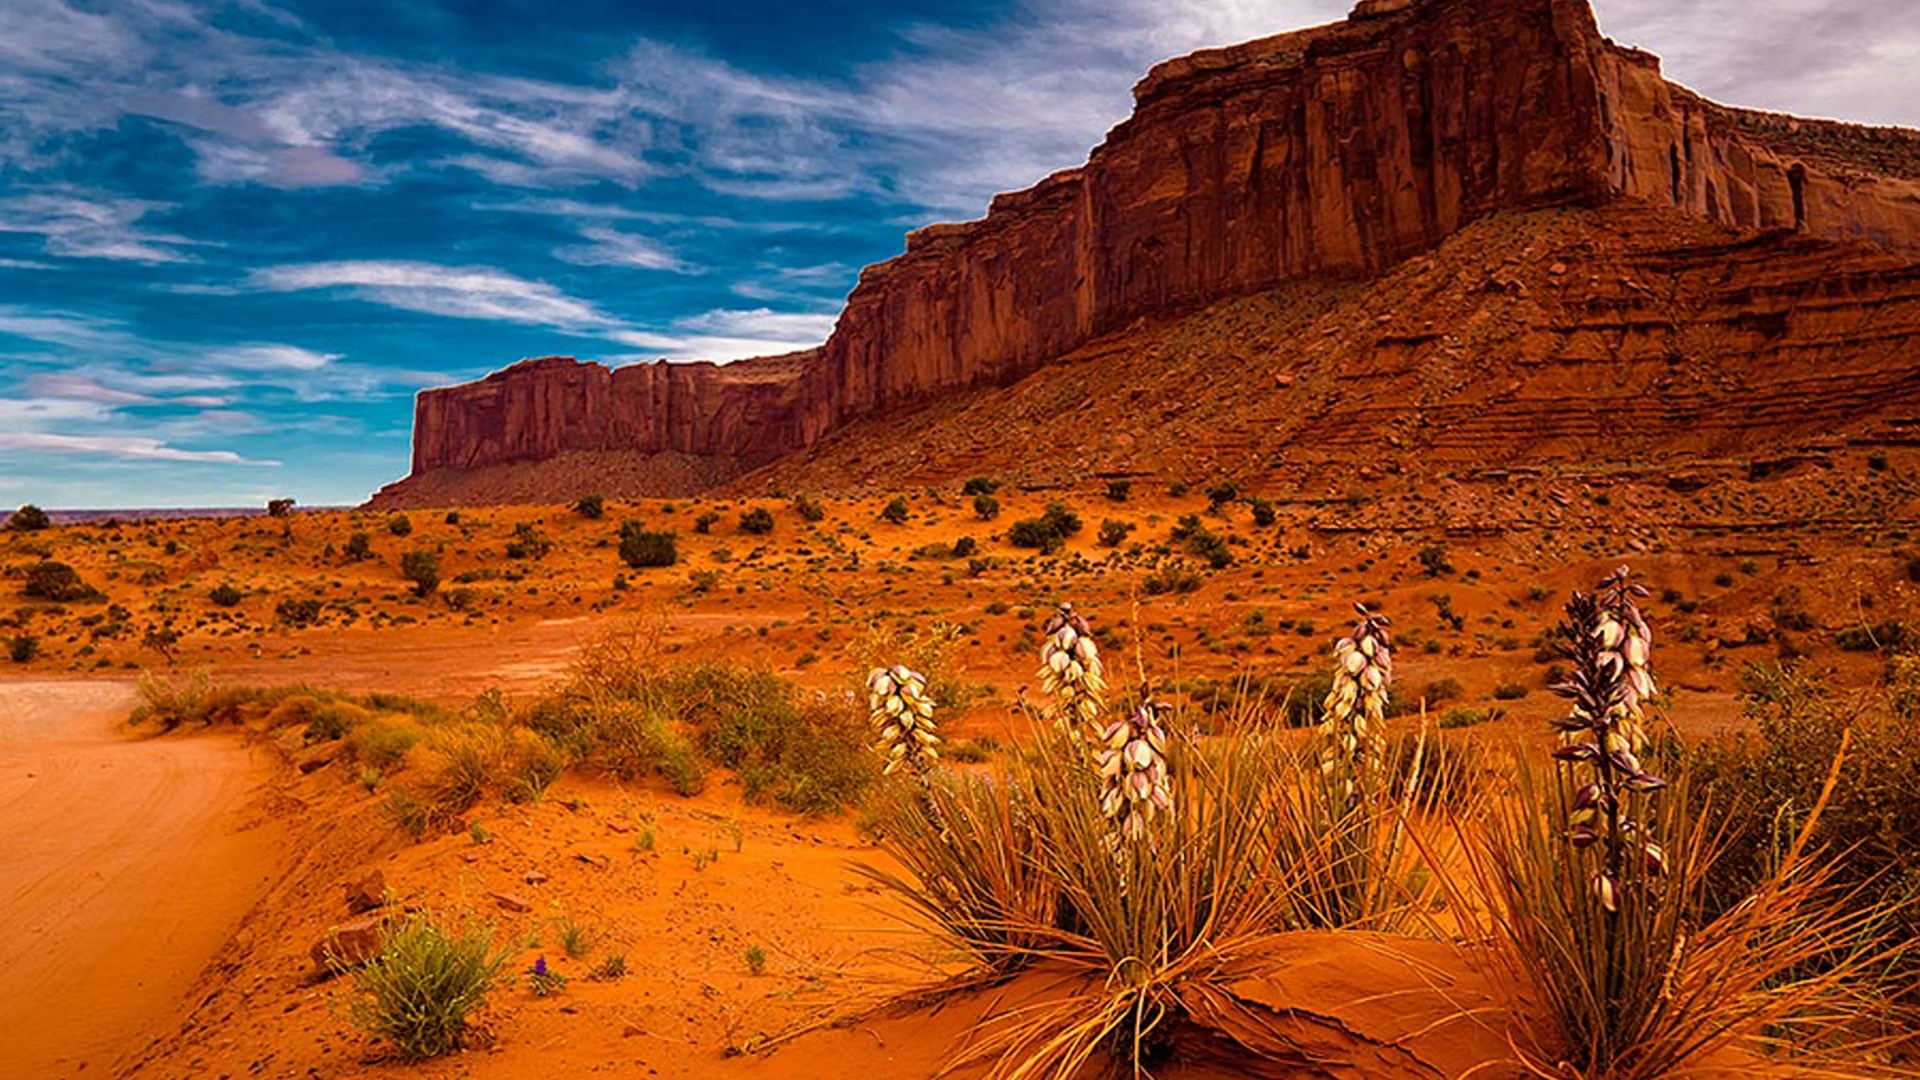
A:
[0,680,281,1079]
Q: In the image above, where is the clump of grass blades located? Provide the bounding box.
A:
[1463,749,1905,1077]
[1454,567,1907,1077]
[349,912,507,1060]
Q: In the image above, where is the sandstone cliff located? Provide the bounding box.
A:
[372,0,1920,507]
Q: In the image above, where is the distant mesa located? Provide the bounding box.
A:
[368,0,1920,509]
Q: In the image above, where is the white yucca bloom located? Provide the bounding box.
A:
[1037,602,1106,733]
[1096,697,1173,844]
[1319,604,1394,780]
[868,664,939,777]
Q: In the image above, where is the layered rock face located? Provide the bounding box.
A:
[376,0,1920,507]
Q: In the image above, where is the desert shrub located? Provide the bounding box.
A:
[1249,497,1277,527]
[9,634,39,662]
[659,663,870,814]
[266,498,295,518]
[693,511,720,534]
[1205,480,1238,508]
[572,494,605,519]
[345,714,426,769]
[443,511,460,525]
[1769,586,1816,632]
[1834,620,1908,653]
[1436,705,1497,729]
[1417,544,1454,576]
[880,497,910,524]
[1420,677,1464,705]
[386,514,413,537]
[1689,661,1920,990]
[1491,682,1529,700]
[412,720,563,816]
[971,493,1000,520]
[276,597,324,627]
[1007,504,1081,553]
[791,494,826,522]
[347,912,507,1060]
[343,531,373,561]
[305,699,374,743]
[847,620,976,712]
[961,477,1000,496]
[738,506,775,535]
[23,560,100,602]
[8,504,50,531]
[131,667,216,731]
[951,536,977,558]
[1141,561,1202,596]
[1104,480,1131,502]
[618,521,677,568]
[1169,514,1232,568]
[209,582,244,607]
[1097,519,1132,547]
[504,522,552,560]
[400,550,440,597]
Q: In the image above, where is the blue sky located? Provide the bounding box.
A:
[2,0,1915,508]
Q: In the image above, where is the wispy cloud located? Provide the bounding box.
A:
[250,260,620,329]
[554,227,693,272]
[0,189,206,263]
[0,431,276,465]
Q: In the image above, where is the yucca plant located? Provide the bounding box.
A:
[1458,568,1907,1077]
[350,912,507,1060]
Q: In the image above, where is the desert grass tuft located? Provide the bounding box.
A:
[349,912,507,1060]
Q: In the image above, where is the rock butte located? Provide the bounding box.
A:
[369,0,1920,508]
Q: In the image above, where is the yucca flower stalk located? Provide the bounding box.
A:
[1318,604,1393,794]
[1548,567,1667,913]
[868,664,940,778]
[1038,602,1107,735]
[1095,692,1173,845]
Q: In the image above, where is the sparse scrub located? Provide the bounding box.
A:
[9,634,40,663]
[738,506,775,535]
[208,582,244,607]
[971,492,1000,520]
[572,494,605,519]
[880,496,910,524]
[386,514,412,537]
[1104,479,1131,502]
[504,522,553,560]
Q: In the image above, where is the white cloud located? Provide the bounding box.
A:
[0,431,276,465]
[22,373,153,405]
[201,344,340,371]
[0,189,205,263]
[555,227,692,272]
[250,260,617,328]
[0,397,115,427]
[607,306,838,360]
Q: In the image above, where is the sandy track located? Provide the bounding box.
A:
[0,681,282,1080]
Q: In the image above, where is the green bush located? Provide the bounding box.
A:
[618,521,677,568]
[961,477,1000,496]
[209,583,244,607]
[266,498,295,518]
[504,522,552,560]
[791,494,826,522]
[400,551,440,598]
[8,504,50,531]
[1097,519,1132,547]
[1417,545,1454,576]
[1491,682,1529,701]
[347,913,507,1060]
[738,507,775,535]
[693,511,721,534]
[23,560,100,602]
[972,493,1000,520]
[9,635,39,663]
[386,514,413,537]
[1104,480,1131,502]
[880,497,910,524]
[343,531,373,561]
[1249,498,1276,527]
[573,494,605,519]
[276,597,324,626]
[951,536,977,558]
